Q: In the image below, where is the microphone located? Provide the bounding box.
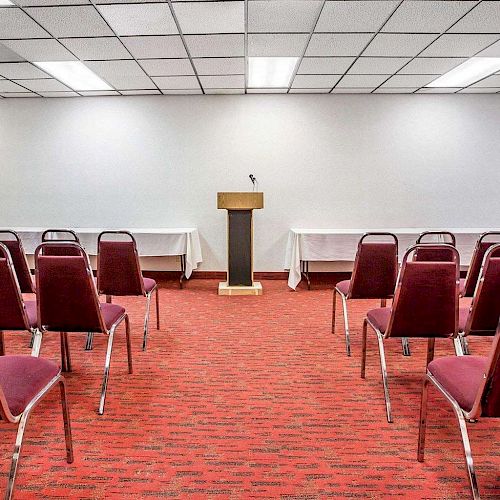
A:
[249,174,256,185]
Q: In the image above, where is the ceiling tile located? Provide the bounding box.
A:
[476,40,500,57]
[1,39,77,61]
[0,43,25,63]
[398,57,467,74]
[199,75,245,88]
[0,62,49,79]
[249,1,322,33]
[193,57,245,75]
[449,1,500,33]
[247,88,288,93]
[151,75,200,89]
[80,90,120,96]
[0,7,50,38]
[0,92,38,97]
[374,87,418,93]
[382,1,475,33]
[337,74,390,87]
[316,1,398,32]
[17,0,90,5]
[331,88,375,93]
[348,57,410,74]
[306,33,372,57]
[140,58,194,77]
[38,91,79,97]
[16,78,71,91]
[122,36,187,59]
[173,1,244,34]
[162,89,203,94]
[85,60,155,89]
[363,33,438,57]
[26,6,114,37]
[120,89,162,95]
[420,34,500,57]
[185,34,244,57]
[289,88,331,93]
[298,57,355,74]
[470,74,500,87]
[95,0,163,3]
[0,80,30,92]
[205,88,244,94]
[249,34,308,57]
[416,87,461,93]
[61,37,132,60]
[292,74,341,88]
[382,74,437,88]
[97,3,177,36]
[459,87,500,93]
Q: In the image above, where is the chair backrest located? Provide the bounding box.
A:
[97,231,145,296]
[462,231,500,297]
[35,242,106,333]
[41,229,81,256]
[0,243,31,331]
[463,244,500,336]
[0,230,35,294]
[414,231,457,262]
[348,232,398,299]
[386,244,459,339]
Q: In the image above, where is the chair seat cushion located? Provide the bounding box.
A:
[0,356,59,417]
[100,303,126,330]
[459,306,470,332]
[459,278,466,296]
[366,307,392,333]
[24,300,37,328]
[428,355,488,412]
[335,280,350,296]
[143,277,157,293]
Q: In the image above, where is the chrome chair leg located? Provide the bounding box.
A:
[125,315,133,375]
[60,333,68,373]
[340,294,351,356]
[28,331,34,349]
[461,336,470,355]
[142,291,153,351]
[376,331,392,423]
[401,337,411,356]
[59,378,74,464]
[62,332,71,372]
[331,289,337,334]
[98,327,116,415]
[454,336,465,356]
[85,332,94,351]
[361,319,368,378]
[417,376,430,462]
[30,329,43,357]
[0,330,4,356]
[155,287,160,330]
[5,409,30,500]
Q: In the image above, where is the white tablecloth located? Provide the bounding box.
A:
[9,227,203,279]
[284,228,492,290]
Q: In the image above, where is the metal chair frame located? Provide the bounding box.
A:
[417,325,500,500]
[0,368,73,500]
[416,230,456,246]
[332,232,398,357]
[35,242,133,415]
[361,244,460,423]
[41,228,80,244]
[88,231,160,352]
[0,230,35,294]
[0,243,42,357]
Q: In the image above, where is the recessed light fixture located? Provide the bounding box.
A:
[248,57,299,88]
[33,61,113,91]
[0,0,14,5]
[427,57,500,88]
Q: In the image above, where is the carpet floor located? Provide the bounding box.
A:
[0,279,498,499]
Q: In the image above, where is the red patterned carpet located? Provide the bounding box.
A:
[1,279,498,499]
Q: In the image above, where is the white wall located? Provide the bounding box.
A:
[1,94,499,271]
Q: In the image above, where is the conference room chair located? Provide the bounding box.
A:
[460,231,500,298]
[332,232,398,357]
[35,242,133,415]
[0,355,74,500]
[0,243,42,357]
[361,244,459,423]
[457,244,500,356]
[414,230,457,262]
[41,228,82,255]
[93,231,160,351]
[417,321,500,500]
[0,230,35,294]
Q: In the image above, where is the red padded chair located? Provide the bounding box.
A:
[35,242,133,415]
[0,356,73,500]
[457,244,500,355]
[0,230,35,294]
[41,228,81,256]
[95,231,160,351]
[418,321,500,500]
[361,244,459,422]
[460,231,500,297]
[332,233,398,356]
[0,243,42,357]
[414,230,457,262]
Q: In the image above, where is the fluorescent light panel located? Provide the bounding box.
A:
[248,57,298,88]
[34,61,113,91]
[427,57,500,88]
[0,0,14,5]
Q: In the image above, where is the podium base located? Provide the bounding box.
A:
[218,282,263,296]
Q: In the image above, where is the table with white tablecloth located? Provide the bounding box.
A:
[9,227,203,286]
[284,228,489,290]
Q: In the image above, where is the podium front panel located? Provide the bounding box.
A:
[228,210,252,286]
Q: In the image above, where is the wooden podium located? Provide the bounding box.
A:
[217,192,264,295]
